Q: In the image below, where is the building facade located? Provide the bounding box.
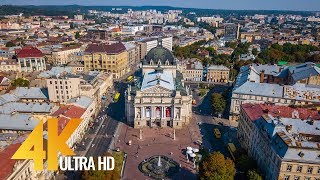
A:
[83,43,129,79]
[238,103,320,180]
[16,46,46,72]
[125,40,192,129]
[207,65,230,83]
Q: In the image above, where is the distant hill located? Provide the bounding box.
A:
[0,5,316,17]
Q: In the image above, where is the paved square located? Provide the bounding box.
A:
[115,117,201,179]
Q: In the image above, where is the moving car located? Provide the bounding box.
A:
[214,128,221,139]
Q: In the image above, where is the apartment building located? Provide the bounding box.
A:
[137,36,173,60]
[83,43,128,79]
[238,103,320,180]
[183,59,204,82]
[51,45,81,65]
[207,65,230,83]
[0,59,20,72]
[46,71,112,103]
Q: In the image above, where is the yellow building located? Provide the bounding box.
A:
[83,43,129,79]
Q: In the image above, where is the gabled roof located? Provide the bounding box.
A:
[16,46,44,58]
[0,143,21,180]
[141,71,175,91]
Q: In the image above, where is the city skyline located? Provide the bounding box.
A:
[1,0,320,11]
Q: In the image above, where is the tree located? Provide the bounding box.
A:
[81,152,121,180]
[12,78,29,87]
[6,41,15,47]
[247,169,263,180]
[211,93,226,115]
[75,32,80,39]
[236,155,257,174]
[199,151,236,180]
[252,48,258,56]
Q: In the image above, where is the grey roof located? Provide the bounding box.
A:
[141,71,175,91]
[233,81,284,98]
[251,64,281,76]
[288,62,320,83]
[0,102,53,114]
[254,114,320,164]
[69,96,93,108]
[12,87,48,100]
[207,65,229,71]
[38,67,73,78]
[0,114,39,131]
[0,94,19,106]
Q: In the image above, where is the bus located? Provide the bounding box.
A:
[114,92,120,102]
[214,128,221,139]
[127,76,133,82]
[227,143,236,160]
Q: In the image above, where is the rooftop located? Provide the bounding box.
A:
[0,114,40,131]
[11,87,48,100]
[84,42,126,54]
[16,46,44,58]
[51,105,86,119]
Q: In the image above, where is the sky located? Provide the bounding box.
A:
[1,0,320,11]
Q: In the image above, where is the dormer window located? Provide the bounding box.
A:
[150,60,154,65]
[165,60,170,65]
[157,60,161,65]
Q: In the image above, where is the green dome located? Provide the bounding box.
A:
[143,43,176,66]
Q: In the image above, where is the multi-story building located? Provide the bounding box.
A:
[125,40,192,129]
[46,71,112,104]
[223,23,240,41]
[137,37,173,60]
[207,65,230,83]
[230,63,320,121]
[0,59,20,72]
[238,103,320,180]
[83,43,128,79]
[51,45,81,65]
[124,42,139,69]
[184,59,204,82]
[16,46,46,72]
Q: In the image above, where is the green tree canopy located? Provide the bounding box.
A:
[6,41,15,47]
[211,93,226,115]
[247,169,263,180]
[12,78,29,87]
[75,32,80,39]
[199,151,236,180]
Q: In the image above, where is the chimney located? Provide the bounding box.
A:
[260,70,265,83]
[285,125,293,132]
[279,67,283,73]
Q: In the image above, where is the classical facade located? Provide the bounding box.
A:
[125,40,192,129]
[16,46,46,72]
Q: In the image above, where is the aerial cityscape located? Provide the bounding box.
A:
[0,1,319,180]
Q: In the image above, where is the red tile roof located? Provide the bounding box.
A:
[16,46,44,58]
[58,117,70,134]
[51,105,85,119]
[0,143,21,180]
[241,103,320,121]
[84,42,126,54]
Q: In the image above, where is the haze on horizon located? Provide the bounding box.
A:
[1,0,320,11]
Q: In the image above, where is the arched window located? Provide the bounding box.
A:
[150,60,154,65]
[156,107,161,118]
[166,107,171,118]
[145,107,151,118]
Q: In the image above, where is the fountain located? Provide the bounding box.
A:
[139,155,179,179]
